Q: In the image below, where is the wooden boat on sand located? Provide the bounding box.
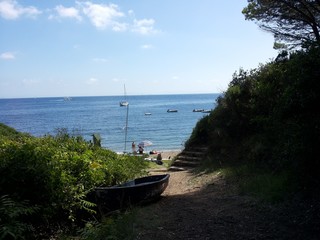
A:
[95,174,170,213]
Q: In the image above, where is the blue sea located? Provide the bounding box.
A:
[0,94,219,152]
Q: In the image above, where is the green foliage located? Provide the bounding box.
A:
[0,195,38,240]
[79,211,137,240]
[186,115,210,147]
[0,126,147,238]
[190,47,320,198]
[240,171,292,202]
[0,123,29,139]
[221,165,292,202]
[0,123,19,137]
[242,0,320,48]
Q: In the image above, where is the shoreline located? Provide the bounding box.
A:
[149,150,181,160]
[116,149,181,160]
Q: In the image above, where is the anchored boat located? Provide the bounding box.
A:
[119,84,129,107]
[167,109,178,112]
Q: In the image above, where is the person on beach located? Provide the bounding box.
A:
[138,145,144,154]
[132,142,136,154]
[156,153,163,165]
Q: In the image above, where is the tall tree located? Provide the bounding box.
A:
[243,0,320,48]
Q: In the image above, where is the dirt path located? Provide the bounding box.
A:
[134,170,319,240]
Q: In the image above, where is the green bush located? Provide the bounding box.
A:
[0,126,147,237]
[79,211,137,240]
[0,195,39,240]
[190,47,320,198]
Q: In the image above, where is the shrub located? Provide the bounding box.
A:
[0,195,39,240]
[0,126,147,237]
[190,47,320,197]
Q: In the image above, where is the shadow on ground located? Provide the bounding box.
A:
[134,171,320,240]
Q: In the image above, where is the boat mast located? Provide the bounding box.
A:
[124,103,129,152]
[120,84,129,107]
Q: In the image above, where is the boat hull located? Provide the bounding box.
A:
[167,109,178,112]
[95,174,170,213]
[193,109,204,112]
[120,101,129,107]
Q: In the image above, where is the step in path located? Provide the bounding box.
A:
[169,146,208,171]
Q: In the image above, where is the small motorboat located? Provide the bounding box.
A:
[167,109,178,112]
[193,109,204,112]
[95,174,170,213]
[202,109,212,113]
[145,112,152,116]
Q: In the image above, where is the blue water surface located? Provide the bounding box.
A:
[0,94,219,152]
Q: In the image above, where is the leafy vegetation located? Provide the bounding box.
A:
[0,195,39,240]
[1,2,319,238]
[187,47,320,200]
[243,0,320,49]
[79,211,137,240]
[0,123,29,139]
[187,0,320,201]
[0,125,147,238]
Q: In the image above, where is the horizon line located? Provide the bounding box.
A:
[0,92,222,100]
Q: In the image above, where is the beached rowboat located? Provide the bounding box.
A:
[95,174,170,213]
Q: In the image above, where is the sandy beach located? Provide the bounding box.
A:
[149,150,180,160]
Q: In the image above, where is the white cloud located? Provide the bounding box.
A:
[0,51,15,60]
[0,0,41,20]
[132,18,157,35]
[0,1,160,35]
[53,5,82,21]
[78,2,124,30]
[112,22,127,32]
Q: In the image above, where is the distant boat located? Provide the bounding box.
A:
[193,109,204,112]
[63,97,72,101]
[202,109,212,113]
[120,101,128,107]
[95,174,170,213]
[119,84,129,107]
[167,109,178,113]
[145,112,152,116]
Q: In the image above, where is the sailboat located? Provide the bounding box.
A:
[120,84,129,107]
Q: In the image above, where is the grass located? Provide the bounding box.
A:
[219,165,293,202]
[239,171,291,202]
[145,159,172,170]
[197,156,294,203]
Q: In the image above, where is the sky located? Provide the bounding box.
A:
[0,0,277,98]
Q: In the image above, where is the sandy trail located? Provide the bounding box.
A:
[134,170,319,240]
